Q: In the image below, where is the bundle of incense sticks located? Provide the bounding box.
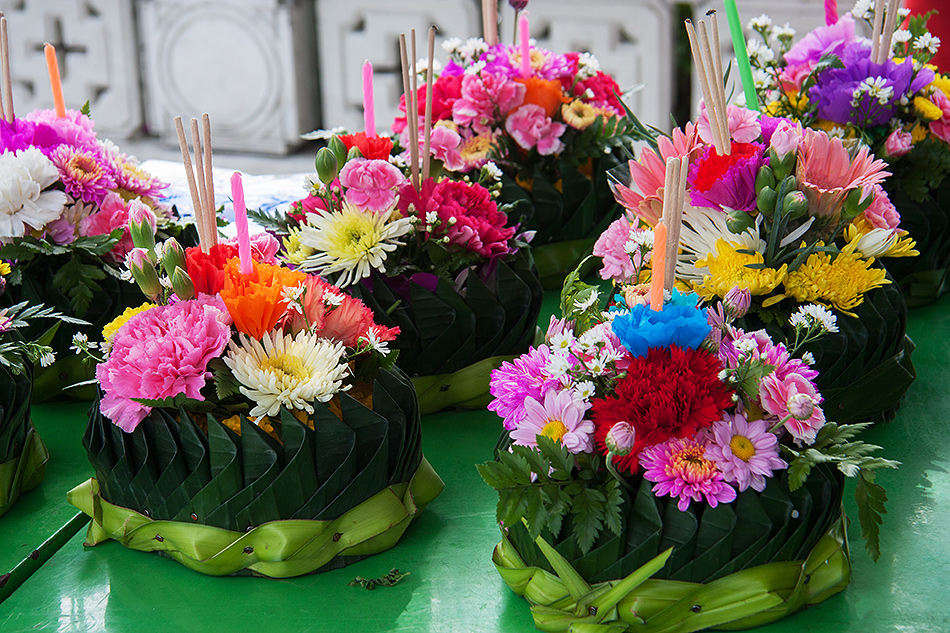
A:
[399,27,438,190]
[481,0,498,47]
[0,13,14,123]
[175,114,219,254]
[871,0,902,64]
[662,156,688,292]
[685,12,730,156]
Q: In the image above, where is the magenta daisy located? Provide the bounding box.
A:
[101,141,168,198]
[488,344,559,430]
[705,412,787,492]
[509,389,593,454]
[51,144,117,205]
[640,437,737,511]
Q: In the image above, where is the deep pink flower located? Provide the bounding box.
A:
[101,141,168,198]
[453,72,526,134]
[593,215,646,282]
[768,119,803,158]
[24,108,98,151]
[697,103,761,145]
[488,344,560,430]
[759,372,825,445]
[224,232,281,265]
[97,297,232,432]
[338,158,407,212]
[51,143,116,205]
[929,90,950,144]
[570,71,624,114]
[861,183,900,230]
[505,104,566,155]
[640,437,737,511]
[510,389,594,454]
[705,412,786,492]
[784,14,858,69]
[81,192,134,262]
[688,141,766,212]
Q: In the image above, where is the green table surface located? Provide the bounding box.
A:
[0,295,948,632]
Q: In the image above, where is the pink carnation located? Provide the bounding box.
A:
[97,297,232,432]
[338,158,407,212]
[759,372,826,445]
[24,108,98,151]
[861,183,900,230]
[593,215,646,282]
[929,90,950,144]
[505,104,566,155]
[698,103,761,145]
[225,232,281,265]
[884,129,913,158]
[453,73,526,134]
[80,192,135,262]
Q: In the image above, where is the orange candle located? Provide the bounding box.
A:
[650,221,667,311]
[44,43,65,118]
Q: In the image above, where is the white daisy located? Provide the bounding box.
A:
[801,351,816,365]
[573,289,600,312]
[225,330,351,418]
[0,147,69,239]
[297,203,413,287]
[573,380,596,401]
[549,330,575,353]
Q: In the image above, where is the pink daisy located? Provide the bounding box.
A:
[705,412,787,492]
[510,389,593,454]
[51,143,117,205]
[640,436,737,511]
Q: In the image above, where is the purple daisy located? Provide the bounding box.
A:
[705,412,787,492]
[100,140,168,198]
[488,344,559,430]
[480,43,575,81]
[509,389,593,454]
[640,437,737,511]
[51,143,117,205]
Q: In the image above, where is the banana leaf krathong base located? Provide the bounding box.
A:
[0,428,49,519]
[69,368,444,577]
[499,154,623,290]
[350,251,542,413]
[0,364,47,518]
[494,466,849,632]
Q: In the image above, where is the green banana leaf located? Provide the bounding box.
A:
[72,367,443,576]
[494,465,849,632]
[882,175,950,307]
[499,154,624,289]
[349,250,542,385]
[0,361,48,518]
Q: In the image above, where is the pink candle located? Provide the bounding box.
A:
[824,0,838,25]
[650,221,667,311]
[230,172,252,275]
[362,60,376,137]
[519,13,531,78]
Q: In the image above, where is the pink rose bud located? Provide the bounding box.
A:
[128,199,158,254]
[605,421,636,456]
[723,286,752,318]
[126,247,161,300]
[884,129,913,158]
[788,392,818,420]
[769,120,802,158]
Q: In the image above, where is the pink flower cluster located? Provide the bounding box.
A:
[339,158,407,212]
[593,214,649,282]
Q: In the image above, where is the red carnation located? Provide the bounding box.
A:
[590,345,734,472]
[186,242,273,295]
[570,71,624,114]
[337,132,394,160]
[392,74,463,135]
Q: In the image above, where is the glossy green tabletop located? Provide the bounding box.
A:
[0,295,948,632]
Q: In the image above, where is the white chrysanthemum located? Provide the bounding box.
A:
[482,162,503,181]
[297,203,413,287]
[789,304,838,333]
[574,289,600,311]
[677,205,764,282]
[850,227,901,257]
[0,147,69,239]
[224,330,351,418]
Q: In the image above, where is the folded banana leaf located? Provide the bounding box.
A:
[499,153,624,289]
[349,251,542,412]
[882,176,950,307]
[0,363,48,518]
[744,280,915,425]
[494,464,849,632]
[70,367,443,577]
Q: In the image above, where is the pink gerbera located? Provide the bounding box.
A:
[640,436,737,511]
[51,143,116,205]
[705,412,787,492]
[510,389,594,454]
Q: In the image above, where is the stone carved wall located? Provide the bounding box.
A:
[0,0,142,138]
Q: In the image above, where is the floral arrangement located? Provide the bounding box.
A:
[744,3,950,303]
[479,268,896,629]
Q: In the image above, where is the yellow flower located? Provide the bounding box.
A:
[783,247,889,315]
[0,262,10,276]
[930,74,950,97]
[282,228,316,266]
[844,222,918,258]
[561,100,599,130]
[692,239,788,302]
[911,123,929,142]
[101,302,158,343]
[914,95,943,121]
[459,133,495,165]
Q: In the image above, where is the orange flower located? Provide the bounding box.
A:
[219,258,307,339]
[515,77,568,118]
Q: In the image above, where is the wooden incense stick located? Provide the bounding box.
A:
[410,29,420,190]
[871,0,886,62]
[190,118,210,253]
[698,21,729,155]
[878,0,901,64]
[399,33,420,191]
[0,16,13,123]
[685,20,724,155]
[708,11,731,155]
[422,26,436,181]
[662,158,677,290]
[175,116,209,252]
[668,156,688,291]
[201,113,217,247]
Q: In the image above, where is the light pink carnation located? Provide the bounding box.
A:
[225,232,281,265]
[338,158,407,212]
[698,103,761,145]
[97,297,232,432]
[81,192,135,262]
[24,108,98,150]
[453,73,526,134]
[505,104,566,155]
[768,119,803,158]
[928,90,950,144]
[759,372,825,445]
[861,183,901,230]
[593,215,645,282]
[884,129,913,158]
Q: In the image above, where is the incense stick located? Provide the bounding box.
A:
[202,113,217,247]
[662,158,677,290]
[410,29,421,191]
[190,118,210,254]
[687,20,725,154]
[878,0,901,64]
[175,116,208,252]
[422,26,436,181]
[0,17,13,123]
[708,11,731,155]
[669,156,688,290]
[871,0,885,63]
[698,21,728,155]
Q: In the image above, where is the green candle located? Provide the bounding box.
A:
[723,0,760,111]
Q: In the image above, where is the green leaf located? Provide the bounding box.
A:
[602,478,623,537]
[130,393,206,409]
[571,487,607,554]
[80,100,91,116]
[51,255,106,317]
[854,469,887,561]
[786,455,811,491]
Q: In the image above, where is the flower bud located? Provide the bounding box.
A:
[328,135,348,170]
[723,286,752,318]
[768,120,802,159]
[160,237,187,279]
[314,147,339,186]
[782,190,808,219]
[770,150,797,181]
[126,248,161,300]
[128,199,157,256]
[841,187,873,220]
[170,266,195,301]
[346,146,364,161]
[605,422,636,456]
[756,186,777,215]
[788,392,818,420]
[623,283,650,308]
[884,129,913,158]
[754,166,776,194]
[726,209,756,233]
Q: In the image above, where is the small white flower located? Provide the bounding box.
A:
[851,0,873,20]
[717,369,729,381]
[464,60,487,75]
[586,357,607,376]
[388,154,407,169]
[801,351,816,365]
[324,290,345,307]
[828,126,847,138]
[573,289,600,312]
[898,7,910,19]
[770,23,796,40]
[576,52,601,79]
[415,57,442,75]
[790,304,838,333]
[545,353,572,379]
[482,162,503,181]
[459,37,488,61]
[442,37,462,54]
[748,14,773,31]
[360,326,391,355]
[39,351,56,367]
[70,332,89,354]
[301,126,347,141]
[914,33,941,55]
[892,29,912,44]
[734,338,757,354]
[425,210,439,227]
[549,330,575,352]
[159,275,173,289]
[573,380,596,401]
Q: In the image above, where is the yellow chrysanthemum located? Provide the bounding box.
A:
[561,100,599,130]
[930,74,950,97]
[0,262,10,276]
[282,228,316,266]
[783,248,890,315]
[914,95,943,121]
[459,133,495,165]
[911,123,929,142]
[692,239,788,302]
[101,302,158,343]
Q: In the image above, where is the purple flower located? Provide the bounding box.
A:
[0,118,61,155]
[784,13,859,68]
[688,142,767,212]
[488,344,559,430]
[51,143,117,205]
[480,43,575,81]
[705,412,786,492]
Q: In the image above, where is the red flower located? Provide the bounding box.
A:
[338,132,394,160]
[590,345,734,472]
[569,71,624,114]
[185,242,275,295]
[392,74,463,135]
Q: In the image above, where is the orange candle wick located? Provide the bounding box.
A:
[650,221,667,311]
[44,43,66,118]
